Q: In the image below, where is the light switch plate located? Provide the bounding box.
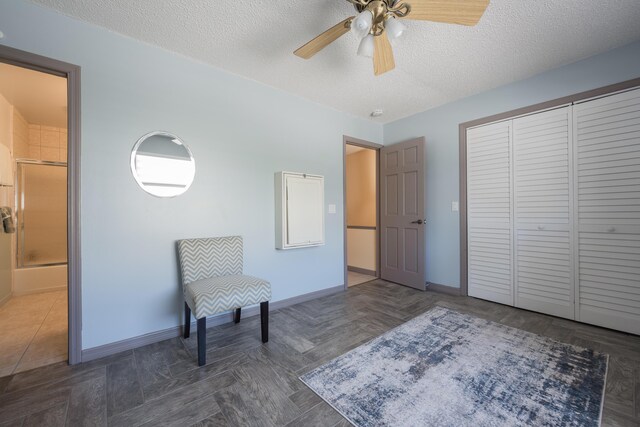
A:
[452,201,459,212]
[328,204,336,214]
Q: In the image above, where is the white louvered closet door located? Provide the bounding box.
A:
[467,121,513,305]
[574,88,640,335]
[513,107,575,319]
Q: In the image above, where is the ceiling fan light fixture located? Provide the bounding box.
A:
[385,17,406,42]
[357,34,375,58]
[350,10,373,39]
[293,0,491,76]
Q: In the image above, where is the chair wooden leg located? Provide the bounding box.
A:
[260,301,269,343]
[183,302,191,339]
[234,308,241,324]
[197,317,206,366]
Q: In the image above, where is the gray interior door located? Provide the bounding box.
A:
[380,138,426,290]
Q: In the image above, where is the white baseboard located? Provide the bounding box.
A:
[81,284,345,362]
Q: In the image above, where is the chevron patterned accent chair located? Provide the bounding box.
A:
[177,236,271,366]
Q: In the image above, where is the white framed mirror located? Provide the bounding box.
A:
[130,131,196,198]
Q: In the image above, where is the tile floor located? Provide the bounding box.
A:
[0,290,67,377]
[347,271,376,287]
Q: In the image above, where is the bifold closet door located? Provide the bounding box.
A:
[574,88,640,335]
[513,107,575,319]
[467,121,513,305]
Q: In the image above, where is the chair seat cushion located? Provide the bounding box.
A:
[185,275,271,319]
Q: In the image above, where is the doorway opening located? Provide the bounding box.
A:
[0,63,68,375]
[343,137,382,288]
[0,44,81,371]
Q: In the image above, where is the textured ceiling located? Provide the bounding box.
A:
[0,62,67,127]
[28,0,640,123]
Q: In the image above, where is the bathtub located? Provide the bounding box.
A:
[13,264,67,296]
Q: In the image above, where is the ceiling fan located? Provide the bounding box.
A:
[294,0,490,76]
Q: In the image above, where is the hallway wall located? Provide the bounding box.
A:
[346,148,377,272]
[346,149,376,227]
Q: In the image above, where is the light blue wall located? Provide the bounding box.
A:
[0,1,382,349]
[384,40,640,289]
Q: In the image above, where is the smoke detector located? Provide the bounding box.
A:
[370,109,384,118]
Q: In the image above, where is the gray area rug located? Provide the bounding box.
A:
[300,306,608,426]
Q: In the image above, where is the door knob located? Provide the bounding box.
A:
[411,219,424,225]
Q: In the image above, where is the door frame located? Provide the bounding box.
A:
[0,44,82,364]
[343,136,383,290]
[458,76,640,298]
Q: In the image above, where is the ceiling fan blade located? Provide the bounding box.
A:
[401,0,489,26]
[294,17,354,59]
[373,33,395,76]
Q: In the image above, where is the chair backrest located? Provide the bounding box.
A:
[177,236,243,284]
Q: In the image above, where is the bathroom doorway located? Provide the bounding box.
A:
[0,44,81,373]
[343,136,382,288]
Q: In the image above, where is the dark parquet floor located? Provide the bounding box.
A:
[0,280,638,426]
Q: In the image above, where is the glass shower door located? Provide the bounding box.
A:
[17,162,67,267]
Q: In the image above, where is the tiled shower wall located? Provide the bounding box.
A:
[12,109,29,160]
[14,121,67,163]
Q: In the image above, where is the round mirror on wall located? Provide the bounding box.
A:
[130,131,196,198]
